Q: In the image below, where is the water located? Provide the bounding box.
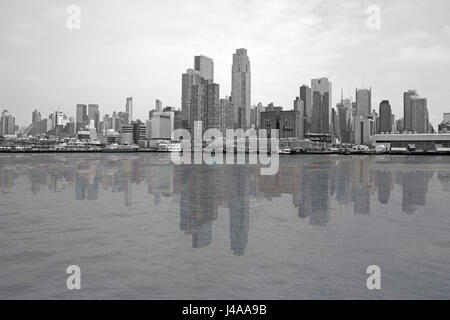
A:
[0,153,449,299]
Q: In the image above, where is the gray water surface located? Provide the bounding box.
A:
[0,153,449,299]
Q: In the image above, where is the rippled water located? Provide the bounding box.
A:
[0,153,449,299]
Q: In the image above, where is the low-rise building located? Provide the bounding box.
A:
[374,133,450,151]
[260,109,302,139]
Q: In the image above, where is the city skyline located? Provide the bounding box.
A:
[1,0,449,127]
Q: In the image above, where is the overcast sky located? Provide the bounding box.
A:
[1,0,449,127]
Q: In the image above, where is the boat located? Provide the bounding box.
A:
[279,148,291,154]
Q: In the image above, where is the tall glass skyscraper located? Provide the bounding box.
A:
[231,48,251,129]
[379,100,392,133]
[194,55,214,81]
[311,78,331,133]
[403,90,418,132]
[355,88,371,117]
[126,97,133,122]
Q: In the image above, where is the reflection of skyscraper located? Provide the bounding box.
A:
[438,172,450,192]
[309,163,330,226]
[75,173,87,200]
[335,160,352,205]
[75,162,98,201]
[377,171,392,204]
[229,166,250,255]
[353,158,372,215]
[177,165,220,249]
[402,171,430,214]
[294,160,331,226]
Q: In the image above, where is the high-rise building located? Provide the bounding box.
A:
[53,110,68,127]
[311,78,331,133]
[356,88,371,117]
[32,109,41,124]
[220,98,234,134]
[403,90,418,132]
[194,55,214,81]
[411,95,429,133]
[88,104,100,132]
[150,112,174,139]
[260,109,302,139]
[182,68,203,129]
[0,110,15,136]
[355,116,375,145]
[444,113,450,123]
[379,100,392,133]
[337,100,348,142]
[300,85,312,134]
[156,99,163,112]
[293,97,305,138]
[391,114,397,133]
[126,97,133,122]
[231,48,251,129]
[76,104,87,130]
[190,79,220,132]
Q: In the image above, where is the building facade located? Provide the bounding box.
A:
[260,110,302,139]
[411,96,429,133]
[378,100,392,133]
[231,48,251,129]
[403,90,417,132]
[311,78,331,134]
[356,88,371,117]
[194,55,214,81]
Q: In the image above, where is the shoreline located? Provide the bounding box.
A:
[1,149,450,156]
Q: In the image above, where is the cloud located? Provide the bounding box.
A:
[398,45,450,64]
[444,25,450,36]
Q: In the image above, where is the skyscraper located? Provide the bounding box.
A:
[220,98,234,133]
[155,99,163,112]
[337,100,350,143]
[231,48,251,129]
[411,95,429,133]
[32,109,41,124]
[126,97,133,122]
[76,104,87,130]
[379,100,392,133]
[0,110,15,136]
[300,85,312,134]
[293,97,304,139]
[182,68,203,129]
[403,90,417,132]
[311,78,331,133]
[88,104,100,132]
[194,55,214,81]
[190,78,220,131]
[356,88,371,117]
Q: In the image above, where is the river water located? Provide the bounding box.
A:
[0,153,449,299]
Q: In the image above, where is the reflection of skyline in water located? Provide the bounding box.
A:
[1,154,450,255]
